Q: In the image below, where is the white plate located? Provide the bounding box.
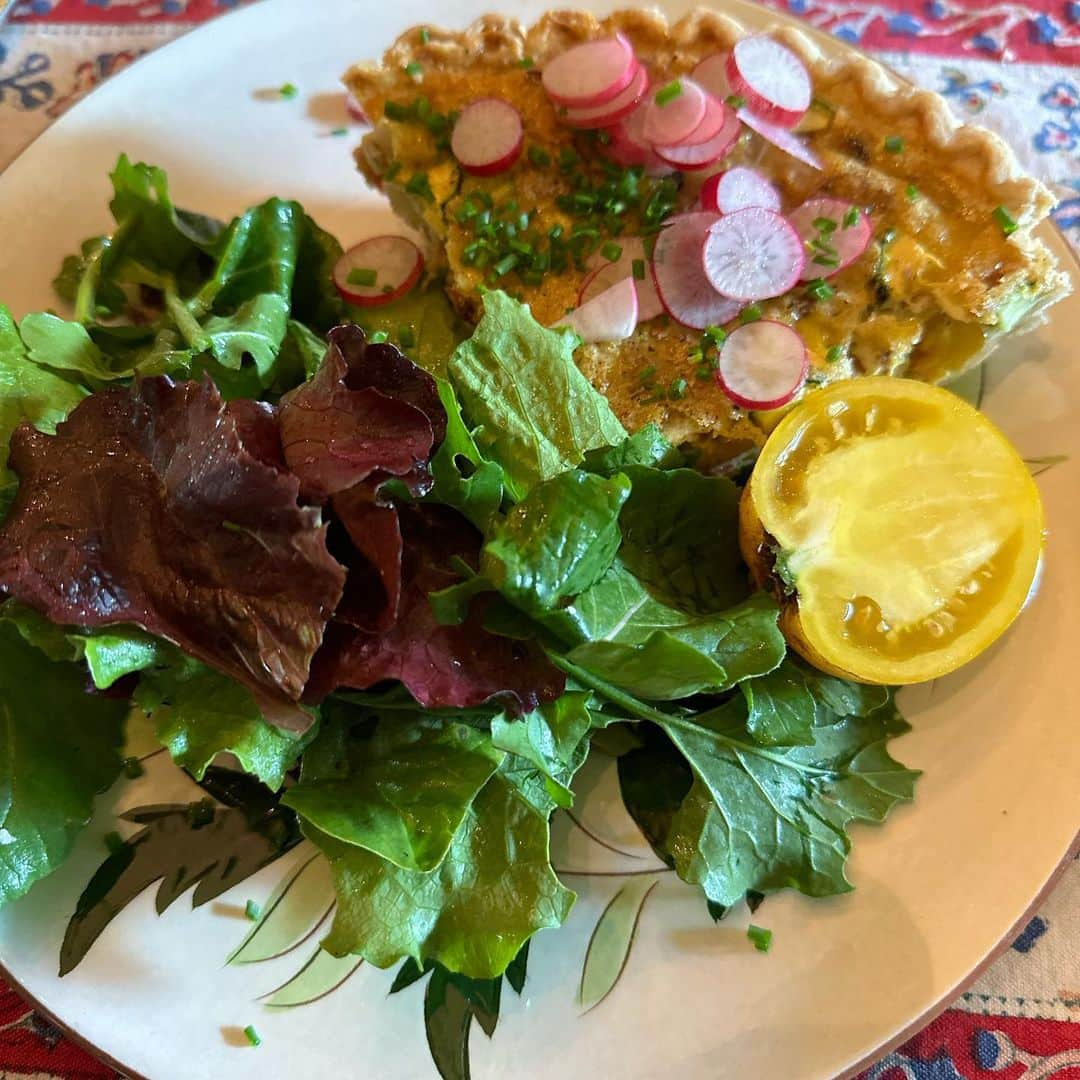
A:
[0,2,1077,1078]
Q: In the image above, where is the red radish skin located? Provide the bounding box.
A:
[725,36,811,129]
[450,98,524,176]
[787,196,872,279]
[701,208,805,302]
[554,277,639,342]
[654,102,740,170]
[642,77,708,146]
[564,63,648,128]
[334,236,424,308]
[607,103,676,174]
[738,107,822,170]
[541,34,637,109]
[702,167,782,214]
[582,237,664,321]
[651,212,744,330]
[717,320,808,410]
[345,92,370,125]
[691,53,732,101]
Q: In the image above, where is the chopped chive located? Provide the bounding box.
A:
[398,327,417,348]
[518,56,535,69]
[369,330,389,344]
[655,80,683,107]
[812,216,838,235]
[381,284,394,294]
[812,254,840,268]
[494,253,519,276]
[383,160,402,182]
[842,206,860,229]
[695,367,714,381]
[669,377,689,400]
[740,304,763,324]
[517,211,530,231]
[725,93,747,110]
[639,364,657,383]
[689,346,705,363]
[548,224,564,241]
[704,325,727,344]
[244,1026,262,1048]
[993,205,1018,236]
[601,241,623,263]
[104,831,125,855]
[405,173,434,201]
[245,899,262,922]
[905,184,920,201]
[825,345,845,363]
[884,134,904,154]
[747,925,773,953]
[558,148,579,171]
[384,100,412,122]
[632,258,646,280]
[419,27,430,43]
[278,82,299,100]
[404,61,423,79]
[328,126,349,137]
[346,267,378,287]
[122,756,143,779]
[806,278,835,301]
[528,145,551,167]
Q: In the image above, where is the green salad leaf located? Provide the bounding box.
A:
[741,660,819,747]
[448,291,627,497]
[135,653,312,792]
[312,758,574,978]
[0,621,127,906]
[481,470,631,618]
[661,697,919,905]
[284,718,504,872]
[0,306,86,516]
[618,466,747,615]
[582,423,679,476]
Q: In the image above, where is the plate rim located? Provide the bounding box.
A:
[0,2,1077,1078]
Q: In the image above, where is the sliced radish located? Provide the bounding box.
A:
[607,103,675,174]
[450,98,523,176]
[701,208,804,301]
[651,213,743,330]
[582,237,664,321]
[654,101,740,170]
[717,320,808,410]
[345,91,370,125]
[738,107,822,170]
[554,277,639,342]
[564,63,648,129]
[642,77,708,147]
[542,34,637,109]
[333,236,424,307]
[787,196,872,280]
[726,36,811,129]
[701,167,782,214]
[691,53,732,101]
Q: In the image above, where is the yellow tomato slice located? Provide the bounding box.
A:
[741,377,1045,684]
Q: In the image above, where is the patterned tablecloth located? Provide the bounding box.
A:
[0,2,1078,1078]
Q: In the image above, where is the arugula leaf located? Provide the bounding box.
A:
[619,466,748,615]
[284,717,504,872]
[662,697,919,905]
[0,621,127,907]
[481,470,631,618]
[566,632,731,701]
[448,291,626,497]
[136,653,312,791]
[490,692,594,808]
[741,659,818,747]
[427,378,505,531]
[311,760,574,979]
[60,775,302,974]
[0,306,86,516]
[582,423,680,476]
[19,313,134,381]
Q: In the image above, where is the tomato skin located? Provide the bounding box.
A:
[740,377,1045,686]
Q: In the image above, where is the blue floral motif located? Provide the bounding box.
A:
[939,68,1005,115]
[1033,81,1080,156]
[1040,81,1080,115]
[834,24,861,42]
[888,13,923,34]
[1029,13,1060,43]
[1068,1,1080,24]
[1053,181,1080,234]
[0,46,53,111]
[864,1050,965,1080]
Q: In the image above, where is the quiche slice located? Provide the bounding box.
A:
[343,7,1071,465]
